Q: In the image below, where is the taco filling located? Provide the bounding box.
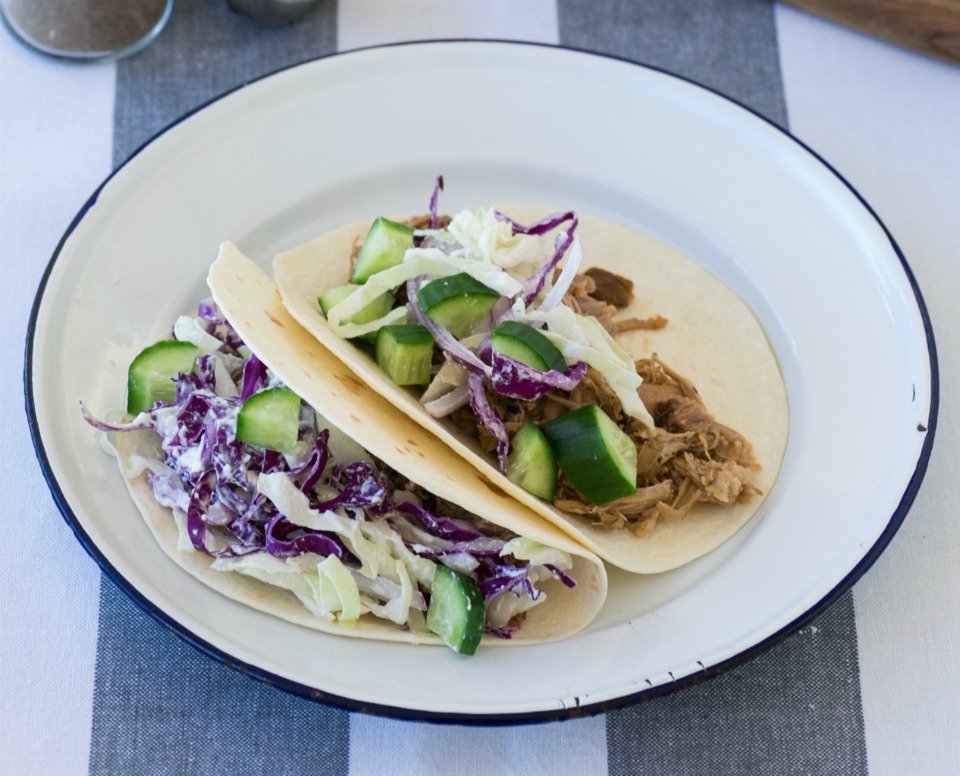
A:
[81,300,582,655]
[314,179,760,539]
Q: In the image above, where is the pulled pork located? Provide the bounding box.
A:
[453,359,758,536]
[562,269,667,335]
[451,268,759,536]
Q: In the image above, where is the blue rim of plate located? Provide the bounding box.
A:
[23,39,939,725]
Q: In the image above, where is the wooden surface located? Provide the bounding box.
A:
[784,0,960,64]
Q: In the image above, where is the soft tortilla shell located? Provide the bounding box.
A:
[149,245,608,645]
[273,208,788,574]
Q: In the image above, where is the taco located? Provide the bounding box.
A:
[81,249,607,655]
[272,187,788,574]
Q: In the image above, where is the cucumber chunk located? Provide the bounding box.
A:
[351,217,414,284]
[415,273,499,338]
[319,284,393,321]
[375,324,434,386]
[319,284,395,343]
[126,340,199,414]
[236,386,301,453]
[544,404,637,505]
[507,419,557,501]
[491,321,567,373]
[427,564,485,655]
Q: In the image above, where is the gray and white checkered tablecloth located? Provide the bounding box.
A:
[4,2,959,773]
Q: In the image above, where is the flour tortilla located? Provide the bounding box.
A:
[132,246,608,646]
[273,208,789,574]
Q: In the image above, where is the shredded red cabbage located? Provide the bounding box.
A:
[490,351,588,401]
[478,559,537,601]
[196,300,246,352]
[186,468,218,553]
[82,296,574,632]
[265,511,348,559]
[495,209,576,238]
[490,209,581,307]
[468,371,510,472]
[521,213,579,307]
[316,461,390,514]
[240,352,268,400]
[392,500,485,543]
[428,175,444,229]
[545,563,577,589]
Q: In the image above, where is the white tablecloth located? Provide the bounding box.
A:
[3,2,958,773]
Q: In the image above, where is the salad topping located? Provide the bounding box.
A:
[82,301,575,653]
[320,180,760,537]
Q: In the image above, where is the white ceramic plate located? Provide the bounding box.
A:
[27,41,936,722]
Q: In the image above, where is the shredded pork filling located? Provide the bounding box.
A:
[564,269,668,335]
[449,268,759,536]
[345,212,759,537]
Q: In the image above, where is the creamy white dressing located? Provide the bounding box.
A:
[110,305,574,641]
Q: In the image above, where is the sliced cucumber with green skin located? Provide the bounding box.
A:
[351,217,414,284]
[318,285,353,317]
[491,321,567,373]
[427,564,485,655]
[319,284,394,321]
[126,340,199,414]
[319,284,395,343]
[375,324,434,386]
[544,404,637,505]
[415,273,499,338]
[235,386,301,453]
[507,419,557,501]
